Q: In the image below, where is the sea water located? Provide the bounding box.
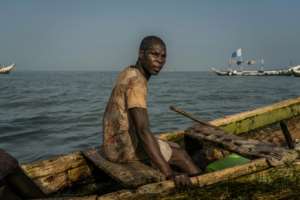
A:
[1,71,300,162]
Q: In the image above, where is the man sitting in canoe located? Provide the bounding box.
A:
[102,36,201,186]
[0,149,45,199]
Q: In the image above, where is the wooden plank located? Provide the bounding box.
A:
[210,97,300,134]
[21,152,88,179]
[34,171,68,194]
[158,161,300,200]
[31,164,92,194]
[186,124,298,166]
[83,148,165,188]
[136,158,269,194]
[159,97,300,141]
[32,160,300,200]
[20,152,93,195]
[240,115,300,146]
[96,158,270,199]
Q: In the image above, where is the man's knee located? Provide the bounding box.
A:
[0,149,19,180]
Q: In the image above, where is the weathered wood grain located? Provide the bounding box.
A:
[136,158,270,195]
[210,97,300,134]
[30,160,300,200]
[159,162,300,200]
[186,123,298,166]
[22,97,300,199]
[21,151,93,194]
[83,148,165,188]
[94,158,271,199]
[21,152,87,178]
[161,97,300,141]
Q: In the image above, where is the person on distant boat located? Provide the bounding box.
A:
[0,149,45,199]
[102,36,201,187]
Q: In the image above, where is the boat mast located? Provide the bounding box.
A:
[228,57,232,69]
[260,58,264,71]
[236,48,243,71]
[289,60,293,67]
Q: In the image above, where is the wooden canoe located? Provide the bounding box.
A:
[0,63,15,74]
[14,96,300,199]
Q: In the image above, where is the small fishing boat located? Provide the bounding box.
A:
[0,63,15,74]
[212,68,293,76]
[290,65,300,77]
[6,97,300,199]
[212,49,293,76]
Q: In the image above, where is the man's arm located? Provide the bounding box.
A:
[128,107,173,178]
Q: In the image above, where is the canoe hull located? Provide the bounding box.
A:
[0,64,15,74]
[14,97,300,199]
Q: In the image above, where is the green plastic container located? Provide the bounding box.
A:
[206,153,250,172]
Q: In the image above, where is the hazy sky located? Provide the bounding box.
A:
[1,0,299,71]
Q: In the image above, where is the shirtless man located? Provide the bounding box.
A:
[102,36,201,187]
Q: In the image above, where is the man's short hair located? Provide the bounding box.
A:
[139,36,166,51]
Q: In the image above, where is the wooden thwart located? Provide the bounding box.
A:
[83,148,165,188]
[21,151,92,194]
[186,123,298,166]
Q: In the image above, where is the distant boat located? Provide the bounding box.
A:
[0,63,15,74]
[211,49,292,76]
[211,67,292,76]
[290,65,300,77]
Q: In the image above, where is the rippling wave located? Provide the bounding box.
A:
[1,71,300,162]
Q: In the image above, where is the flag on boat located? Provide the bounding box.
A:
[232,48,242,58]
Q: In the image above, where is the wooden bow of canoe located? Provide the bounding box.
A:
[14,97,300,199]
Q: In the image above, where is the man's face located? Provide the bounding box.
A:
[140,43,166,75]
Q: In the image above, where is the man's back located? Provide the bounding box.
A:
[102,66,148,162]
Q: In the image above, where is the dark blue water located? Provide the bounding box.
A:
[1,71,300,163]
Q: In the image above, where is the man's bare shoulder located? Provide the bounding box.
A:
[117,66,144,85]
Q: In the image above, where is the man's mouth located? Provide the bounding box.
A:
[153,65,162,71]
[153,68,161,72]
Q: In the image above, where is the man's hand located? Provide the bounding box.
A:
[170,173,192,188]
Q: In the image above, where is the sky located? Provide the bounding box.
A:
[1,0,300,71]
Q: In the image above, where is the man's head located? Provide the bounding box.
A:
[138,36,167,76]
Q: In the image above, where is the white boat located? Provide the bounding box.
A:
[0,63,15,74]
[211,68,291,76]
[211,67,232,76]
[212,49,292,76]
[290,65,300,77]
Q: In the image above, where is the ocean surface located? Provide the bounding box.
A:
[1,71,300,163]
